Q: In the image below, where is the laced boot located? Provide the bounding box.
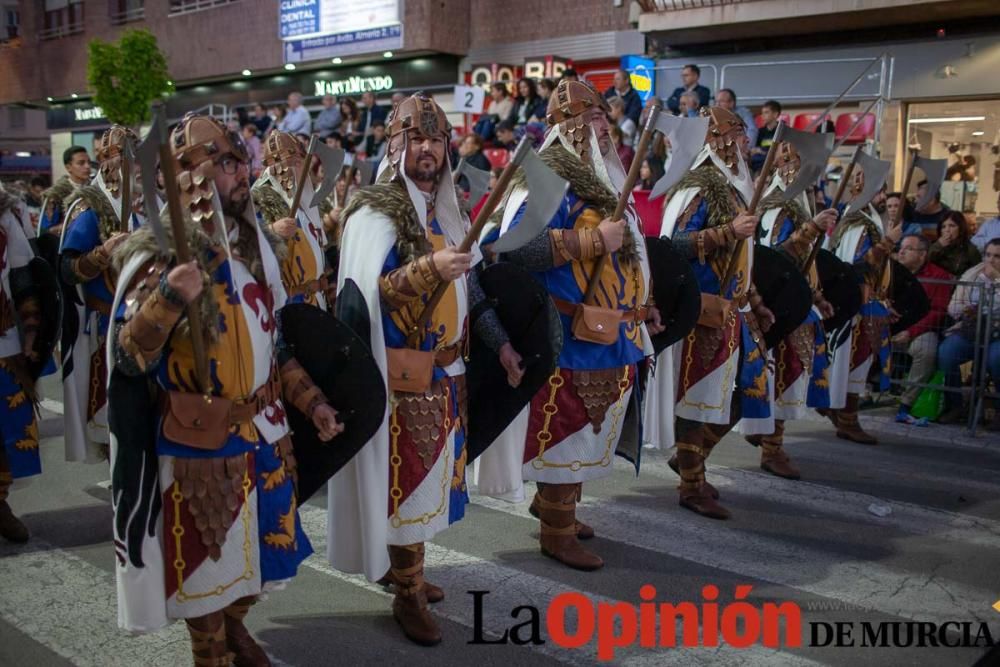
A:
[223,596,271,666]
[377,566,444,604]
[388,543,442,646]
[668,453,718,500]
[758,421,801,480]
[676,441,729,520]
[185,612,231,667]
[0,466,28,544]
[537,483,603,570]
[529,482,594,540]
[834,393,878,445]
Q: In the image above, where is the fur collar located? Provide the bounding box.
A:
[668,163,739,230]
[251,180,289,226]
[832,209,881,249]
[342,181,430,263]
[42,175,77,217]
[758,190,811,239]
[66,184,119,242]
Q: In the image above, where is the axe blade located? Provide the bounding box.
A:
[780,128,835,203]
[912,155,948,211]
[648,115,709,201]
[135,111,169,254]
[489,147,569,253]
[457,159,491,206]
[843,150,891,218]
[307,141,346,209]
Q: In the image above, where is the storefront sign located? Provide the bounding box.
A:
[46,103,109,129]
[73,106,105,122]
[314,74,394,96]
[468,63,518,88]
[280,0,402,60]
[523,56,572,81]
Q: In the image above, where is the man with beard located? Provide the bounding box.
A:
[252,130,334,309]
[825,180,901,444]
[659,107,775,520]
[327,94,514,646]
[109,113,341,665]
[477,80,662,570]
[59,127,138,464]
[748,142,838,479]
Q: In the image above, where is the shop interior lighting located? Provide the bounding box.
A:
[70,93,78,98]
[46,97,53,102]
[242,69,252,76]
[15,151,31,158]
[383,51,393,58]
[285,63,296,71]
[908,116,986,124]
[332,57,342,64]
[972,130,985,136]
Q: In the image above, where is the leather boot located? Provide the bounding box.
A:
[536,483,603,570]
[0,464,28,544]
[529,483,594,540]
[377,568,445,604]
[388,543,442,646]
[224,596,271,666]
[816,407,839,430]
[668,453,718,500]
[758,421,801,480]
[676,442,729,520]
[834,393,878,445]
[185,612,231,667]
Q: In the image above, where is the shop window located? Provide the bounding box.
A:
[169,0,240,16]
[2,5,18,41]
[40,0,84,40]
[109,0,144,25]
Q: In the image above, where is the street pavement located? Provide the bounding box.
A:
[2,376,999,666]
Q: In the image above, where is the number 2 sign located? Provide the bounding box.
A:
[453,85,486,113]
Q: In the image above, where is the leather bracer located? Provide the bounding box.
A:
[72,246,112,282]
[280,358,328,418]
[549,228,605,267]
[780,220,822,266]
[868,236,895,267]
[696,224,735,264]
[118,279,184,372]
[379,252,441,310]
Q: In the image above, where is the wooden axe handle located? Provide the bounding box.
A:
[802,146,861,275]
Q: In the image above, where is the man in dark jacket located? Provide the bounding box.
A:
[603,69,642,125]
[667,64,711,115]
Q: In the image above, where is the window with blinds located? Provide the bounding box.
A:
[109,0,144,25]
[40,0,84,40]
[169,0,240,16]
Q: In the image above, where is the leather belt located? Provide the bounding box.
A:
[434,344,460,367]
[85,295,112,317]
[288,276,329,298]
[551,297,649,324]
[229,369,282,424]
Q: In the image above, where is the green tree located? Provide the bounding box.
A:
[87,29,173,126]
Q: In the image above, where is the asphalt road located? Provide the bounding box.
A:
[2,376,999,666]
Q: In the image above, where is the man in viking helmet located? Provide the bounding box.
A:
[109,113,341,665]
[327,93,514,646]
[252,130,335,309]
[59,125,139,464]
[749,142,838,478]
[477,79,662,571]
[824,169,901,444]
[658,106,775,520]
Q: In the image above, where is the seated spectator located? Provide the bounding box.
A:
[904,179,951,233]
[678,91,700,118]
[473,82,514,141]
[314,95,342,139]
[667,64,711,115]
[609,125,634,172]
[241,124,263,178]
[360,91,388,132]
[637,155,665,191]
[494,120,518,151]
[278,92,311,136]
[339,98,363,147]
[457,133,492,172]
[364,122,388,162]
[715,88,757,147]
[891,234,953,425]
[608,96,637,147]
[538,78,556,106]
[269,105,286,135]
[930,211,981,277]
[937,237,1000,429]
[325,132,345,150]
[604,69,642,125]
[971,192,1000,251]
[295,133,310,150]
[251,103,273,137]
[508,77,546,127]
[752,100,782,172]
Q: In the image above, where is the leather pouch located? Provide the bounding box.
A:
[571,303,620,345]
[162,391,232,450]
[387,347,434,394]
[698,293,734,329]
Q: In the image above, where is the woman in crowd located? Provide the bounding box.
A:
[636,155,665,191]
[609,125,634,172]
[269,104,286,135]
[339,98,363,147]
[538,78,556,105]
[473,82,515,140]
[508,77,546,127]
[608,96,636,147]
[930,211,982,277]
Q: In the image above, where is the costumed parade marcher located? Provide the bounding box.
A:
[59,127,139,464]
[327,93,516,647]
[39,146,92,238]
[109,113,343,665]
[824,173,901,445]
[0,187,44,544]
[658,106,776,520]
[251,131,335,310]
[477,80,661,570]
[746,143,837,479]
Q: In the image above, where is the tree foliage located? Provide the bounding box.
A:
[87,29,173,126]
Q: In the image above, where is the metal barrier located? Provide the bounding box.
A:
[888,274,999,436]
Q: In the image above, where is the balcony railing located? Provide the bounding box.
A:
[637,0,755,10]
[38,22,84,41]
[110,5,145,25]
[169,0,240,16]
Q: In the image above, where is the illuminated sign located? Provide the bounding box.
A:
[314,74,394,96]
[523,56,572,81]
[622,55,656,103]
[74,106,105,121]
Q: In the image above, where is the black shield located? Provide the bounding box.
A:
[755,245,813,349]
[646,236,701,353]
[466,262,562,462]
[279,302,386,502]
[815,248,863,332]
[18,257,63,380]
[889,259,930,335]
